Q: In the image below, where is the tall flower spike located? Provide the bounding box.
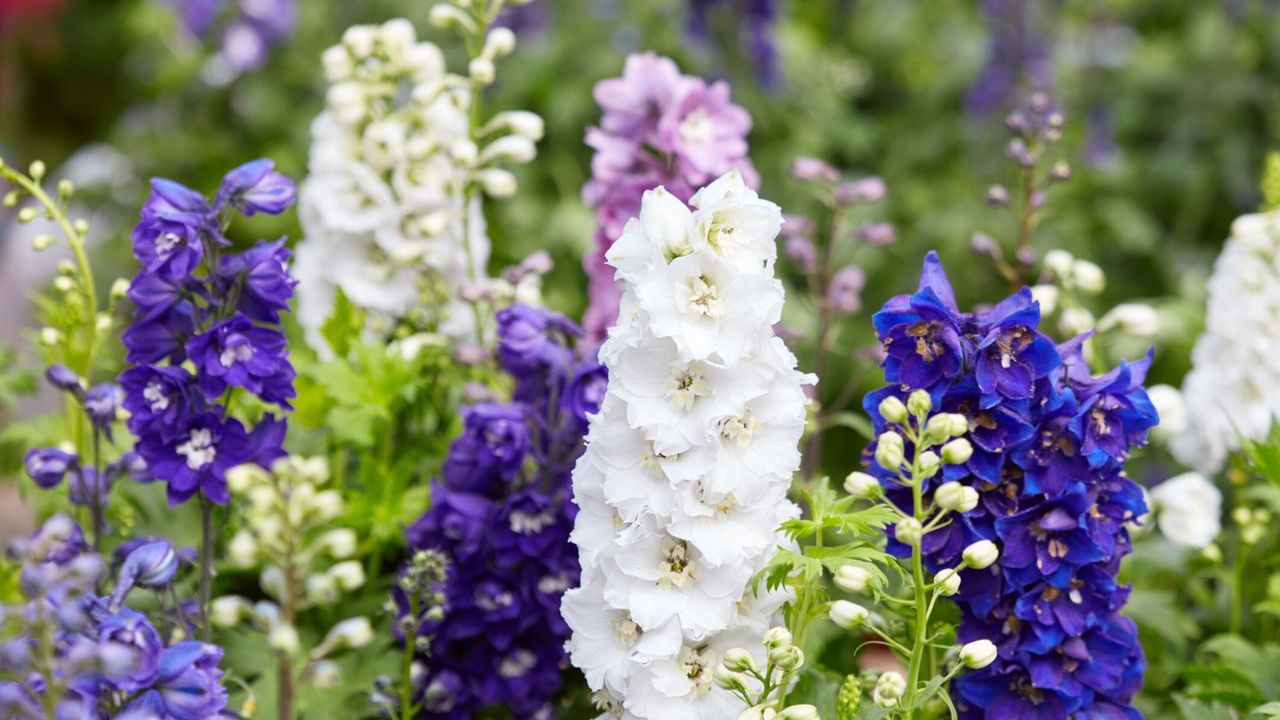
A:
[581,53,758,341]
[564,171,810,719]
[862,251,1154,718]
[1175,210,1280,473]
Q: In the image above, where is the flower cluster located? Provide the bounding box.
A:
[564,171,809,719]
[581,52,757,340]
[295,16,543,353]
[0,515,230,719]
[1174,209,1280,473]
[863,252,1156,718]
[120,159,296,506]
[166,0,297,77]
[210,457,372,707]
[965,0,1053,116]
[686,0,781,88]
[403,303,603,719]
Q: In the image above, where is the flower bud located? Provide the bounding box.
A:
[934,481,979,513]
[1043,249,1074,280]
[306,572,341,606]
[308,490,345,522]
[777,705,820,720]
[941,438,974,465]
[737,706,774,720]
[321,45,353,82]
[312,617,374,658]
[917,450,941,479]
[829,600,869,629]
[935,568,961,596]
[1030,284,1059,316]
[24,447,77,489]
[722,647,758,673]
[960,639,998,669]
[1059,307,1095,336]
[873,671,906,708]
[1071,259,1105,293]
[268,622,301,655]
[310,659,342,689]
[120,541,179,589]
[227,531,258,567]
[31,234,55,251]
[855,222,896,247]
[962,540,1000,569]
[895,518,924,547]
[844,471,881,499]
[209,596,251,628]
[875,432,905,472]
[478,168,518,197]
[260,565,286,599]
[715,665,748,692]
[429,4,476,32]
[769,644,804,672]
[986,184,1011,207]
[833,564,874,594]
[469,57,495,84]
[482,27,516,58]
[317,528,358,559]
[28,160,45,180]
[480,135,537,165]
[17,207,39,223]
[328,561,366,591]
[379,18,416,55]
[791,157,839,183]
[1098,303,1159,338]
[878,396,907,424]
[72,218,89,235]
[906,389,932,416]
[762,626,792,650]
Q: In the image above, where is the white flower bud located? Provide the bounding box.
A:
[875,432,905,472]
[28,160,45,180]
[482,27,516,58]
[843,471,881,499]
[737,706,774,720]
[312,617,374,658]
[762,627,792,649]
[873,671,906,708]
[769,645,804,671]
[941,438,974,465]
[209,596,251,628]
[1098,303,1159,338]
[310,659,342,689]
[450,138,478,165]
[260,565,286,599]
[490,110,544,140]
[480,135,537,165]
[17,207,39,223]
[379,18,417,56]
[478,168,518,198]
[715,666,748,692]
[906,389,932,416]
[960,639,998,669]
[878,395,908,424]
[31,234,55,251]
[895,517,924,546]
[39,327,62,346]
[341,25,378,57]
[308,490,345,522]
[962,540,1000,569]
[326,82,366,126]
[317,528,358,559]
[1030,284,1059,315]
[52,276,74,293]
[917,450,941,479]
[226,464,264,493]
[429,4,477,32]
[833,564,874,594]
[1044,249,1074,280]
[328,561,366,591]
[228,531,258,567]
[935,568,961,596]
[1072,259,1106,293]
[829,600,869,629]
[468,57,495,84]
[268,622,301,655]
[1147,384,1187,438]
[110,278,130,299]
[777,705,820,720]
[721,647,758,673]
[321,45,352,82]
[1059,307,1095,336]
[934,481,979,513]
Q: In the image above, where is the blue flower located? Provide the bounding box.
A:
[24,447,78,489]
[185,316,295,409]
[122,300,199,365]
[1067,351,1158,469]
[496,304,579,377]
[135,413,253,505]
[215,158,297,216]
[153,642,229,719]
[973,288,1060,404]
[131,215,205,281]
[873,251,969,389]
[439,403,531,494]
[120,365,197,440]
[98,609,163,692]
[217,238,297,323]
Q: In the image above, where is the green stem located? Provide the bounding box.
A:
[1231,543,1248,635]
[198,493,215,642]
[901,423,933,718]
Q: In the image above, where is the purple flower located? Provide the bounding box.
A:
[185,316,295,409]
[69,468,111,510]
[873,252,968,389]
[98,609,163,692]
[122,299,199,365]
[973,289,1060,403]
[136,413,253,505]
[828,265,866,315]
[440,403,531,494]
[154,642,229,719]
[215,158,296,216]
[131,216,205,281]
[496,304,577,377]
[24,447,78,489]
[1067,352,1158,469]
[120,364,196,439]
[656,80,753,186]
[113,541,179,606]
[83,383,124,438]
[996,492,1106,586]
[562,358,608,425]
[217,239,296,323]
[44,364,83,394]
[407,487,494,564]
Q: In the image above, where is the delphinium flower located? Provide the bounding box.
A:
[965,0,1054,116]
[1174,209,1280,473]
[686,0,782,88]
[861,252,1156,718]
[295,10,543,355]
[581,52,757,341]
[119,158,296,638]
[209,457,372,720]
[163,0,298,79]
[564,171,810,719]
[0,515,232,718]
[400,301,602,719]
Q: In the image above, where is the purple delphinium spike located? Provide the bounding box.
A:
[401,304,603,718]
[861,252,1155,718]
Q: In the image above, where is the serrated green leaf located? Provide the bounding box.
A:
[1175,694,1239,720]
[320,287,366,359]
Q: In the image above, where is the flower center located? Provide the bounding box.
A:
[657,538,696,588]
[676,644,716,695]
[144,381,170,412]
[665,365,709,410]
[176,428,216,471]
[219,341,256,368]
[719,409,760,445]
[155,231,183,256]
[640,443,678,476]
[679,108,715,144]
[509,508,554,535]
[476,588,514,611]
[682,275,724,319]
[498,649,536,679]
[612,612,640,644]
[907,321,943,361]
[706,211,741,254]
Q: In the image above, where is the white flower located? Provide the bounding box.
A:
[1147,384,1187,439]
[1175,210,1280,472]
[1098,302,1159,338]
[1150,472,1222,549]
[566,173,804,718]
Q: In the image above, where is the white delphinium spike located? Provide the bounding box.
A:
[1175,210,1280,472]
[564,172,810,719]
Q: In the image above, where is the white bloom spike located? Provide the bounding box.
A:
[565,172,810,719]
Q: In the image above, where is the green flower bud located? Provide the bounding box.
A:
[777,705,820,720]
[941,438,974,465]
[878,395,907,424]
[873,671,906,708]
[829,600,869,629]
[935,568,961,596]
[895,517,924,546]
[906,389,932,416]
[844,471,881,499]
[935,481,979,513]
[917,450,941,479]
[769,645,804,672]
[960,639,998,669]
[875,432,905,472]
[722,647,758,674]
[762,626,793,650]
[833,564,874,594]
[835,674,862,720]
[962,540,1000,569]
[714,665,747,692]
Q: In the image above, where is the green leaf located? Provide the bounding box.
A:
[1253,702,1280,718]
[830,410,874,440]
[320,287,366,359]
[1174,694,1238,720]
[788,665,845,718]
